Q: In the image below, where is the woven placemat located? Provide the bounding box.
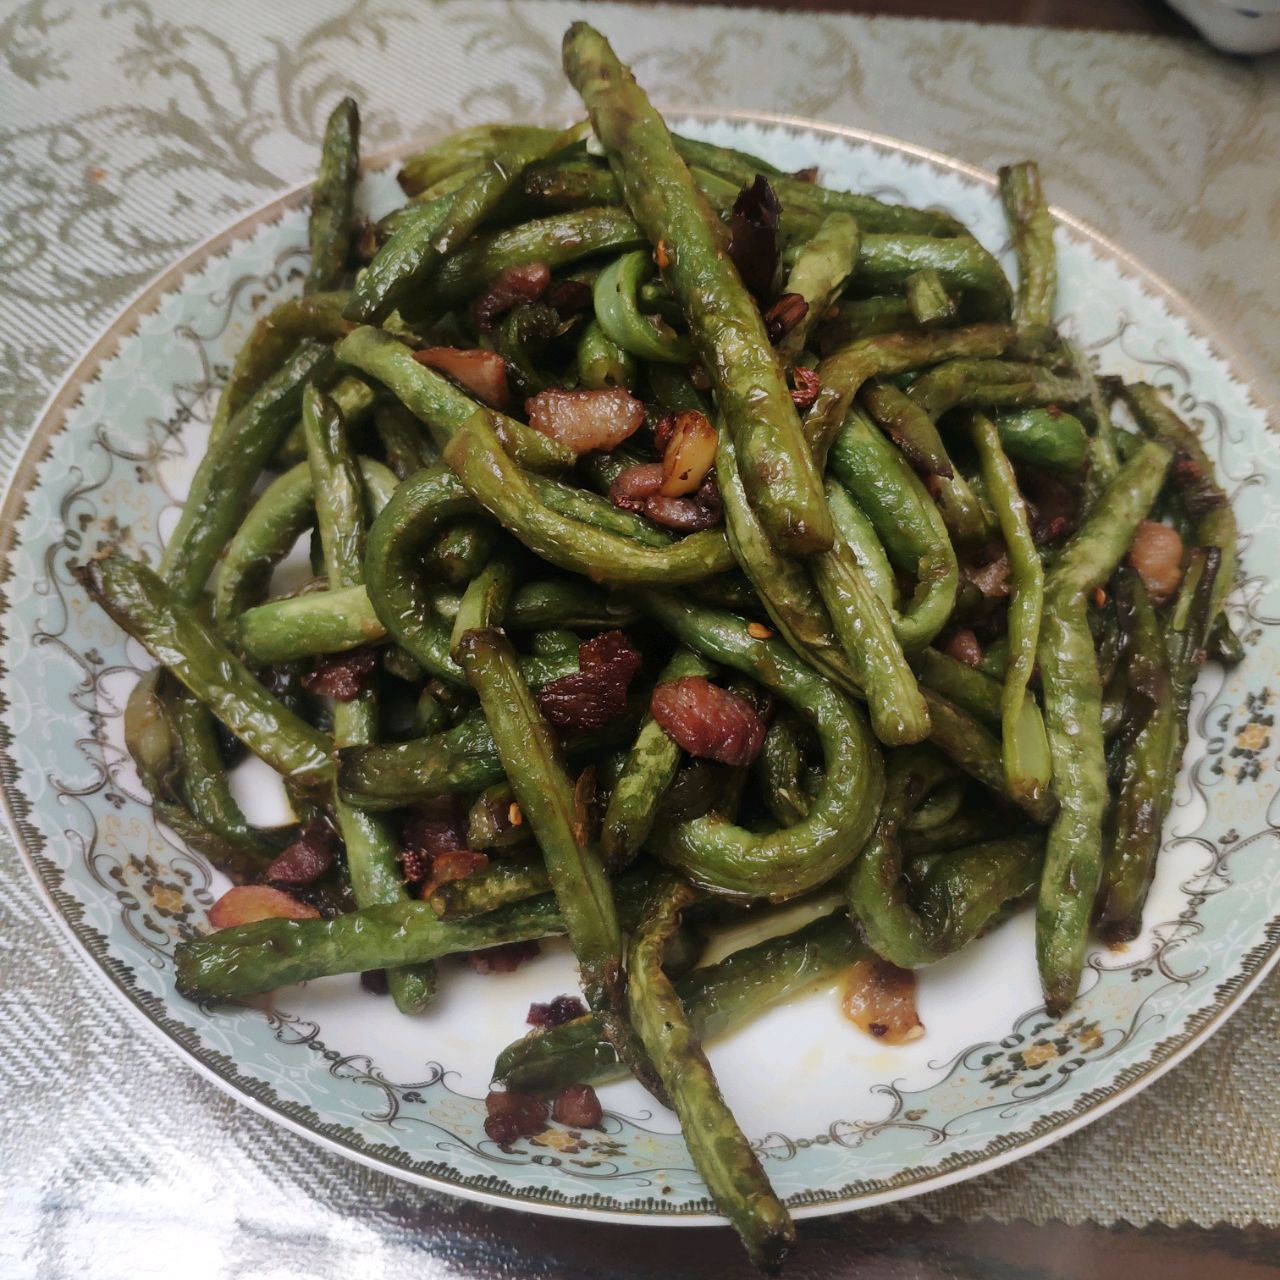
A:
[0,2,1276,1261]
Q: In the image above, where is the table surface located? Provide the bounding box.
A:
[0,2,1277,1277]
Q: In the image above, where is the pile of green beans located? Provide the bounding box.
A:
[76,25,1239,1270]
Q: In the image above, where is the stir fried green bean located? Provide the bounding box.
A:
[77,33,1241,1268]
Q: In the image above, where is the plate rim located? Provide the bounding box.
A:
[1,109,1277,1228]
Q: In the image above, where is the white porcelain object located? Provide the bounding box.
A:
[1166,0,1280,53]
[2,115,1277,1226]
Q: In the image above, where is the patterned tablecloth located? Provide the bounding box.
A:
[1,3,1277,1275]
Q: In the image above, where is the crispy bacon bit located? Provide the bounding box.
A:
[360,969,390,995]
[414,347,509,410]
[942,629,983,668]
[764,292,808,345]
[468,940,541,974]
[420,849,489,901]
[789,365,822,410]
[302,647,378,702]
[537,629,642,731]
[1128,519,1184,606]
[484,1089,549,1147]
[653,411,677,454]
[400,796,468,885]
[1021,469,1079,546]
[789,166,819,184]
[650,676,767,767]
[728,175,781,300]
[963,553,1011,599]
[841,958,925,1044]
[610,465,723,532]
[527,994,588,1029]
[655,239,671,270]
[208,884,319,929]
[525,387,645,455]
[546,278,595,315]
[553,1083,604,1129]
[660,409,717,497]
[472,262,551,332]
[266,819,337,886]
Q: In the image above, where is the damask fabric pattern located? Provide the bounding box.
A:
[0,0,1277,1262]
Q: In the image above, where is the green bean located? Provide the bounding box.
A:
[777,212,860,363]
[827,408,960,649]
[905,358,1083,422]
[426,519,499,587]
[1208,610,1244,666]
[363,463,477,682]
[564,23,833,556]
[237,578,637,664]
[916,834,1043,952]
[398,124,562,196]
[466,782,528,852]
[813,481,931,746]
[601,647,713,870]
[449,549,515,657]
[861,381,992,543]
[374,401,439,479]
[213,464,316,629]
[239,584,391,664]
[456,624,662,1096]
[902,808,1024,857]
[576,319,636,389]
[1119,382,1237,628]
[642,592,884,901]
[430,849,551,918]
[847,747,960,966]
[536,473,675,548]
[672,134,962,237]
[757,712,813,825]
[124,671,278,882]
[79,553,332,788]
[922,687,1055,823]
[902,774,965,832]
[1062,341,1119,500]
[336,325,573,472]
[989,407,1088,472]
[303,384,436,1013]
[348,127,573,323]
[594,250,694,363]
[971,412,1051,808]
[1096,570,1175,943]
[162,341,332,604]
[443,411,735,584]
[1036,441,1170,1013]
[422,207,647,313]
[495,909,866,1093]
[822,296,920,346]
[716,431,858,695]
[176,877,623,1001]
[306,97,360,293]
[626,876,795,1271]
[857,235,1011,321]
[523,157,620,208]
[998,162,1056,342]
[905,268,956,328]
[804,324,1014,467]
[210,295,353,445]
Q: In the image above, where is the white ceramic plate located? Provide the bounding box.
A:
[2,115,1278,1225]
